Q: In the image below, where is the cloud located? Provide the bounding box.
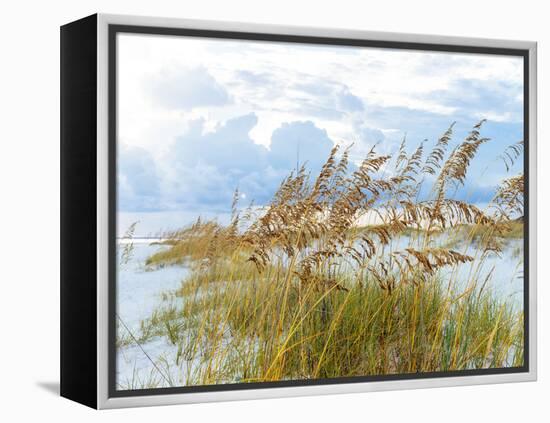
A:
[337,87,364,112]
[117,144,161,211]
[170,113,266,173]
[346,122,392,162]
[358,100,459,145]
[146,66,230,110]
[432,78,523,123]
[162,113,267,208]
[119,115,339,212]
[234,70,274,86]
[269,121,334,173]
[289,80,364,119]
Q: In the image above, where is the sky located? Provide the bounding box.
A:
[116,33,524,236]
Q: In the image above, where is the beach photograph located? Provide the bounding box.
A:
[114,33,525,390]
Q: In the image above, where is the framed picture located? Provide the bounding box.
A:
[60,13,537,409]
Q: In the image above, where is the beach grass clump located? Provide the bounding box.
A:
[124,120,524,386]
[133,270,522,385]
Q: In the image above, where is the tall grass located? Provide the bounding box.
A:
[125,121,524,387]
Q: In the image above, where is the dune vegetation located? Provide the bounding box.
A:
[118,120,525,388]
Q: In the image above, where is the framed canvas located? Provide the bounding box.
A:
[60,13,537,409]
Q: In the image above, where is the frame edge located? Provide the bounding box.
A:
[60,13,99,409]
